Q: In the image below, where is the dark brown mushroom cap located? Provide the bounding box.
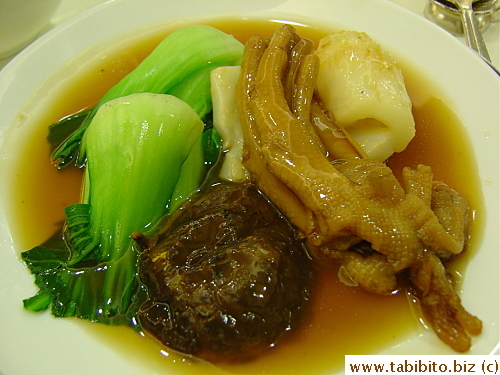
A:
[137,183,313,362]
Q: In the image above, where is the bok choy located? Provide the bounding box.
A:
[22,93,206,325]
[52,24,243,167]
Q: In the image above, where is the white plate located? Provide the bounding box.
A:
[0,0,498,374]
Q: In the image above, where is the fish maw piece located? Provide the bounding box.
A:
[314,31,415,161]
[211,65,249,182]
[137,183,313,362]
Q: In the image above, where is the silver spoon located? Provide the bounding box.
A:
[425,0,497,37]
[447,0,492,62]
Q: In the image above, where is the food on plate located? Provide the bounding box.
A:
[19,19,482,369]
[211,65,248,182]
[236,24,480,352]
[51,25,243,167]
[22,25,243,324]
[22,93,208,323]
[314,31,415,161]
[134,182,313,362]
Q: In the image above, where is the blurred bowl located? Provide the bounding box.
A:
[0,0,62,59]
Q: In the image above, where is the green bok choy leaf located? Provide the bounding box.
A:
[22,93,205,325]
[51,25,243,167]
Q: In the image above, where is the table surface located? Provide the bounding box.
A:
[1,0,499,70]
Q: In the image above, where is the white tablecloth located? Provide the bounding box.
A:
[1,0,499,70]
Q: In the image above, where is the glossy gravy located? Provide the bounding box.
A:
[8,18,483,375]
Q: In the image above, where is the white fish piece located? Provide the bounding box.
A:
[210,65,249,182]
[314,31,415,161]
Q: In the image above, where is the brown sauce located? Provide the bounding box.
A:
[6,17,483,375]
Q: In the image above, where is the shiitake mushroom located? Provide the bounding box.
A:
[135,182,313,362]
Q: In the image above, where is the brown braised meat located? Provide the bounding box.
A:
[135,183,313,362]
[236,24,481,352]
